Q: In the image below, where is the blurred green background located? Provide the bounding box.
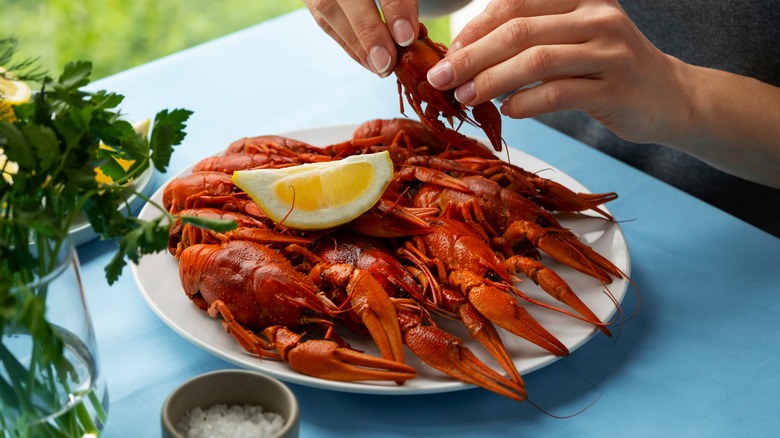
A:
[1,1,450,80]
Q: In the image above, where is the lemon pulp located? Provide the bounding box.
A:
[233,150,394,230]
[273,160,376,210]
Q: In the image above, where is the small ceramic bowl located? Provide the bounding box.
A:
[161,369,299,438]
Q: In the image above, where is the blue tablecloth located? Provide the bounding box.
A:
[80,9,780,437]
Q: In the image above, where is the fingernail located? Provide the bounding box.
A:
[455,80,476,104]
[369,46,392,76]
[448,40,462,54]
[392,18,415,47]
[427,60,453,87]
[500,98,510,115]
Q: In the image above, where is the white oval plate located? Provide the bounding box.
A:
[130,124,630,395]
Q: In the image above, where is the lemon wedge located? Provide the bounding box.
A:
[0,67,31,105]
[0,67,30,181]
[0,67,32,122]
[94,118,151,184]
[233,150,394,230]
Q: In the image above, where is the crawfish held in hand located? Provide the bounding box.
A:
[394,24,503,157]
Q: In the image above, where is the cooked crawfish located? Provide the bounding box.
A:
[414,175,622,283]
[310,233,525,389]
[394,24,503,156]
[165,115,629,403]
[398,216,570,357]
[455,156,618,220]
[179,240,415,382]
[226,134,325,156]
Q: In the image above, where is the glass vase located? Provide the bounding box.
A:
[0,237,108,437]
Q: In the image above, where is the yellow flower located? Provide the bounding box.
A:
[0,148,18,184]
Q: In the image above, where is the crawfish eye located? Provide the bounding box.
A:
[486,271,501,282]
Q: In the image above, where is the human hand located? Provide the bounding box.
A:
[303,0,421,78]
[426,0,687,145]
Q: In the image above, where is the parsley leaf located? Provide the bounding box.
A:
[150,108,193,173]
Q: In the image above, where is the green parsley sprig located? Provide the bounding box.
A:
[0,38,234,436]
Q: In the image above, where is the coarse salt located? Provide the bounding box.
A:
[176,403,286,438]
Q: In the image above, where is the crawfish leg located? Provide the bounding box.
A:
[207,300,277,358]
[506,256,612,336]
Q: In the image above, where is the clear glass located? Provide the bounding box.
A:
[1,238,109,437]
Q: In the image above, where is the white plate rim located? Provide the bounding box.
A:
[130,123,631,395]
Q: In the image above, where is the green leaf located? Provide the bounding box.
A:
[53,113,87,151]
[0,120,34,167]
[105,217,170,284]
[89,90,125,112]
[93,117,132,148]
[121,126,149,164]
[0,367,20,410]
[68,105,93,134]
[150,108,192,172]
[0,271,15,320]
[94,149,128,182]
[23,124,60,173]
[58,61,92,91]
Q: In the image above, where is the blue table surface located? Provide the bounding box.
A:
[79,9,780,438]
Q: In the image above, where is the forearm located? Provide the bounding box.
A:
[665,58,780,188]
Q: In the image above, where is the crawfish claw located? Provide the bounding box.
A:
[453,270,570,357]
[266,326,417,383]
[402,322,527,401]
[456,301,524,386]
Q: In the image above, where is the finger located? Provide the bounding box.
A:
[429,13,591,92]
[499,77,607,119]
[378,0,420,47]
[304,1,371,70]
[451,0,579,53]
[455,43,605,106]
[336,0,397,77]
